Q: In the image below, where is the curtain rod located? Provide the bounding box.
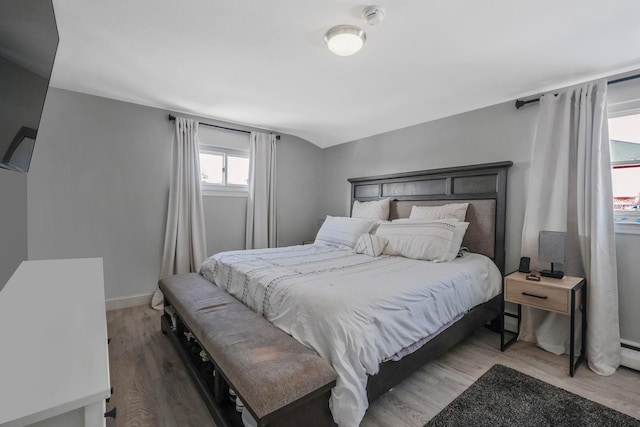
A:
[514,73,640,110]
[168,114,280,140]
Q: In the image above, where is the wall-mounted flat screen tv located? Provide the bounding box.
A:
[0,0,58,173]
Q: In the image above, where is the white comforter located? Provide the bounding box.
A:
[200,244,501,427]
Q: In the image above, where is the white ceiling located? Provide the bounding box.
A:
[50,0,640,148]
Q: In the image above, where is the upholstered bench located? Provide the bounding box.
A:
[159,273,337,427]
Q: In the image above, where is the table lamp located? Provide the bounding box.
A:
[538,231,566,279]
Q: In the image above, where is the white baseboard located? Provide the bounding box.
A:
[105,292,153,311]
[621,339,640,371]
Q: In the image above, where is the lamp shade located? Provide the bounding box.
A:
[538,231,566,264]
[324,25,366,56]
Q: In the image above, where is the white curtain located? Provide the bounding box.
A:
[520,80,621,375]
[246,132,277,249]
[151,117,207,310]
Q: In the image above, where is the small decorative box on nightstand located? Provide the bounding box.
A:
[500,271,587,376]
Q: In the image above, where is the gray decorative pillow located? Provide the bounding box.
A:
[354,233,388,257]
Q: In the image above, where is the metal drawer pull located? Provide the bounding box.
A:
[522,292,548,299]
[104,407,117,419]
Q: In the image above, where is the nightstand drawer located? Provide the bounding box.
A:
[505,280,570,314]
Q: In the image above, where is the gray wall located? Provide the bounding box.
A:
[0,168,27,290]
[28,89,171,300]
[28,88,324,299]
[203,196,247,255]
[276,135,324,246]
[321,101,538,273]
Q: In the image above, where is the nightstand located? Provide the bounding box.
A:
[501,271,587,376]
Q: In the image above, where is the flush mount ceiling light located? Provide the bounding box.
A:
[324,25,366,57]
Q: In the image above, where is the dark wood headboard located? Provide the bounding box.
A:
[348,161,513,273]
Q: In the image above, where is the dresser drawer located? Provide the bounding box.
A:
[505,279,571,314]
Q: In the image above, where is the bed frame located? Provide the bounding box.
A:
[163,161,512,426]
[348,161,512,401]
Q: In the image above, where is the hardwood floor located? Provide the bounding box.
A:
[106,306,212,427]
[106,305,640,427]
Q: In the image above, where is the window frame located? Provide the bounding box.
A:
[199,144,250,198]
[612,162,640,234]
[608,111,640,235]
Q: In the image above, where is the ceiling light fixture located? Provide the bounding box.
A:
[324,25,366,57]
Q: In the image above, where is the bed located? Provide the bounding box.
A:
[163,161,512,427]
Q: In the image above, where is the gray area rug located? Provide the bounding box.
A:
[426,364,640,427]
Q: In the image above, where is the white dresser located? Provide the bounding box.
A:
[0,258,111,427]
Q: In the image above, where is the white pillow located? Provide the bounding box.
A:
[352,198,391,220]
[314,216,377,249]
[409,203,469,222]
[354,234,388,257]
[392,218,469,261]
[376,218,469,262]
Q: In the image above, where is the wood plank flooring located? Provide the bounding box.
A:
[106,305,640,427]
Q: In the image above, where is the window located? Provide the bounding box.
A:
[608,113,640,228]
[199,145,249,195]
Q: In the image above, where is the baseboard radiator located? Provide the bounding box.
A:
[621,340,640,372]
